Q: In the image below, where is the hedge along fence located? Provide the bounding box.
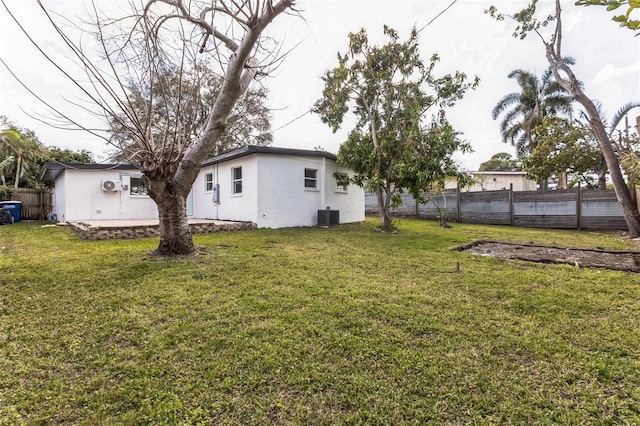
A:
[365,186,639,231]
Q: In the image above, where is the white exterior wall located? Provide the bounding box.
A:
[56,152,364,227]
[252,154,364,228]
[192,165,215,219]
[254,154,326,228]
[324,162,365,225]
[52,171,67,222]
[219,156,259,223]
[191,153,365,228]
[192,156,260,223]
[55,169,158,222]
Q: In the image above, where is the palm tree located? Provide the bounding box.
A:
[0,128,45,189]
[491,65,575,156]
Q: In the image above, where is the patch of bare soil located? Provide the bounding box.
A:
[459,241,640,272]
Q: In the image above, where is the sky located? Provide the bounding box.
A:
[1,0,639,170]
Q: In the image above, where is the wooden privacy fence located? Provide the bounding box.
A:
[365,186,636,231]
[0,188,54,220]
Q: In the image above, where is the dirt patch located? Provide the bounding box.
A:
[459,240,640,272]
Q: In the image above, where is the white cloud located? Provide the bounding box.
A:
[592,62,640,85]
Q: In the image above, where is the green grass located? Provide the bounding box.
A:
[1,218,639,424]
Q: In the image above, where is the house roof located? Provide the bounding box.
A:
[41,146,338,181]
[202,145,337,166]
[40,163,140,181]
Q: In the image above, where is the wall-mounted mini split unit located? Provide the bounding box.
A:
[101,180,123,192]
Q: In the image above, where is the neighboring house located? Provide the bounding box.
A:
[41,146,365,228]
[445,171,538,192]
[40,163,159,223]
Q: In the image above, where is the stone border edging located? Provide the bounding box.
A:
[68,221,257,240]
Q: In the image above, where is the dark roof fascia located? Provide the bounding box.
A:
[42,146,339,181]
[41,162,140,181]
[202,145,337,167]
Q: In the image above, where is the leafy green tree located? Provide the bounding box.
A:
[1,118,93,190]
[479,152,519,171]
[491,67,574,156]
[33,147,94,189]
[0,123,47,189]
[487,0,640,236]
[45,147,94,164]
[575,0,640,33]
[523,117,602,188]
[109,67,272,162]
[313,26,477,230]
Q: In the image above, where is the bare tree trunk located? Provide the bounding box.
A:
[544,0,640,237]
[374,186,394,230]
[146,175,193,255]
[598,156,607,190]
[559,171,568,189]
[570,87,640,236]
[598,172,607,190]
[13,152,21,189]
[143,1,295,255]
[375,187,387,229]
[564,86,640,236]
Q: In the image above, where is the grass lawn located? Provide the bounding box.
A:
[1,218,639,424]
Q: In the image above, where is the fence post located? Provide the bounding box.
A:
[576,183,582,230]
[39,189,44,220]
[456,187,461,222]
[509,183,514,226]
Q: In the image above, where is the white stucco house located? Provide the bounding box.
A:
[41,145,365,228]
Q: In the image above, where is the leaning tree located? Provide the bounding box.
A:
[488,0,640,237]
[2,0,297,255]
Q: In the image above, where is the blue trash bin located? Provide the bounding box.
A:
[0,201,22,223]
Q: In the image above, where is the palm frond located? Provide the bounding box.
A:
[491,92,522,120]
[610,101,640,135]
[0,155,15,173]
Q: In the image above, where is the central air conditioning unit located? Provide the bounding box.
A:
[101,180,122,192]
[317,208,339,227]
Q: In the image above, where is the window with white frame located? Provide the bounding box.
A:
[232,167,242,195]
[304,168,318,189]
[205,173,213,192]
[130,177,148,196]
